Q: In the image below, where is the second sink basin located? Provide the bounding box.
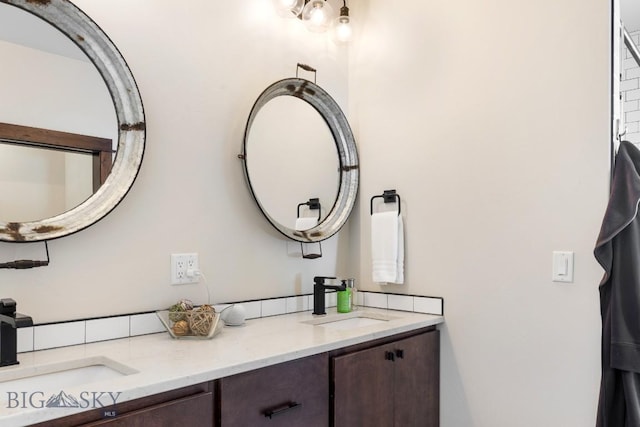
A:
[0,356,138,394]
[302,310,399,330]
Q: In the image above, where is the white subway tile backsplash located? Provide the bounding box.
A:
[242,301,262,320]
[354,290,364,307]
[86,317,130,343]
[388,294,414,312]
[17,327,33,353]
[20,292,444,353]
[414,296,444,316]
[286,296,308,313]
[34,322,85,350]
[261,298,287,317]
[213,304,232,314]
[325,291,337,309]
[130,313,165,336]
[364,292,388,309]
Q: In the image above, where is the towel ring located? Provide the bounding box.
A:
[370,190,401,216]
[297,198,322,259]
[297,198,321,221]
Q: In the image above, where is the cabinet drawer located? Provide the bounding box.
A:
[29,382,214,427]
[83,392,213,426]
[219,353,328,427]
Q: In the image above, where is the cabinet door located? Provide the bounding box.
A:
[393,330,440,427]
[82,392,214,426]
[332,342,396,427]
[332,329,440,427]
[219,353,328,427]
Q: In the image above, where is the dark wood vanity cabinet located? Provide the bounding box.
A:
[217,352,329,427]
[29,327,439,427]
[331,329,440,427]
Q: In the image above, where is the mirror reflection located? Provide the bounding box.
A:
[245,96,339,231]
[0,2,117,223]
[241,77,358,244]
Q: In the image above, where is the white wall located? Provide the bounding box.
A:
[349,0,609,426]
[0,0,351,322]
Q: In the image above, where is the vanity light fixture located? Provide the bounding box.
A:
[301,0,334,33]
[331,1,353,43]
[273,0,305,18]
[272,0,353,42]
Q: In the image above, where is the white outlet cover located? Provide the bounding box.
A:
[171,253,199,285]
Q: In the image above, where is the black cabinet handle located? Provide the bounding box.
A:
[385,351,395,361]
[263,401,301,419]
[395,349,404,359]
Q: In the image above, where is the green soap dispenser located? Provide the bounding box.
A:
[337,280,352,313]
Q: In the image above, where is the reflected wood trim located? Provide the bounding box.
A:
[0,121,113,191]
[0,122,112,152]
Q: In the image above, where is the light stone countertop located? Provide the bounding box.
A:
[0,308,444,426]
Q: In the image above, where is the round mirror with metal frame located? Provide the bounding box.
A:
[0,0,145,242]
[240,77,358,243]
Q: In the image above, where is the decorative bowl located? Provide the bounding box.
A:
[156,309,223,339]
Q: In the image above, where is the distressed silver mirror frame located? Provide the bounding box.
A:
[0,0,145,242]
[241,78,359,243]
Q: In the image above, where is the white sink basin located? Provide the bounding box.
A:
[302,311,399,330]
[0,356,137,394]
[318,317,387,330]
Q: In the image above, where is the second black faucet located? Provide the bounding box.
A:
[312,276,346,316]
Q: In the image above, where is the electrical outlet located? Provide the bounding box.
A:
[171,253,199,285]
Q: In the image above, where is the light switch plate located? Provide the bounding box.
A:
[552,251,574,283]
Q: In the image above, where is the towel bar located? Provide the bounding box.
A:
[370,190,401,216]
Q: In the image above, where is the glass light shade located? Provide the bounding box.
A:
[272,0,305,18]
[331,9,353,44]
[301,0,335,33]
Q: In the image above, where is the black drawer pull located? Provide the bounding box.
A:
[385,351,395,361]
[263,401,301,419]
[395,349,404,359]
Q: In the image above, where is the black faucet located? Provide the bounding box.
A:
[313,276,346,315]
[0,298,33,367]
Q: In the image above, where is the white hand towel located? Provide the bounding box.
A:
[371,211,404,284]
[295,217,318,231]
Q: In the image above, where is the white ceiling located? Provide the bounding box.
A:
[622,0,640,31]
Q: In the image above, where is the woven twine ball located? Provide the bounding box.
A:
[171,320,190,336]
[168,298,194,322]
[188,305,215,336]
